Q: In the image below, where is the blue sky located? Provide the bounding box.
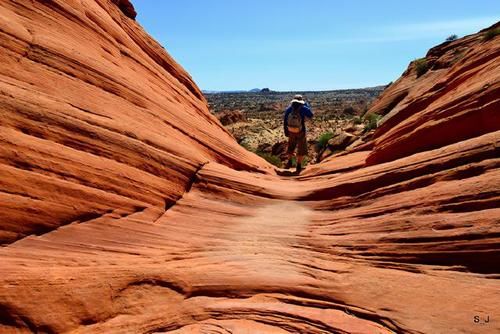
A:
[134,1,499,91]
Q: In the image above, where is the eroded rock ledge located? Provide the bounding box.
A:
[111,0,136,19]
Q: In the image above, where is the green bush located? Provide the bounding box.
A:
[452,49,465,64]
[316,132,334,151]
[257,152,282,168]
[290,156,308,168]
[343,106,356,115]
[363,112,381,132]
[352,116,362,125]
[483,28,500,41]
[446,34,458,42]
[414,58,429,78]
[239,141,252,151]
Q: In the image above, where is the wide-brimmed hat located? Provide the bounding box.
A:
[291,94,305,104]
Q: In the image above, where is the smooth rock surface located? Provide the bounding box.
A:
[0,2,499,334]
[367,22,500,165]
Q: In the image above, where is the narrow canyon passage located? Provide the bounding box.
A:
[0,1,499,333]
[4,150,499,334]
[132,158,500,334]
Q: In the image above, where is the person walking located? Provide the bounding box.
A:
[283,94,313,173]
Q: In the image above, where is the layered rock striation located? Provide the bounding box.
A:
[0,0,271,245]
[0,2,499,333]
[367,22,500,164]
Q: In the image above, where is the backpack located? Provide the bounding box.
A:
[287,105,303,133]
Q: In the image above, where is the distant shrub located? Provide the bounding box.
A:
[446,34,458,42]
[414,58,429,78]
[316,132,334,151]
[352,116,362,125]
[483,28,500,41]
[257,152,282,168]
[239,141,252,151]
[290,156,308,168]
[363,112,381,132]
[360,106,369,117]
[452,49,465,64]
[343,106,356,115]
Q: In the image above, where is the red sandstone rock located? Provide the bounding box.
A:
[0,0,272,245]
[366,22,500,165]
[111,0,136,19]
[216,110,246,126]
[0,2,499,334]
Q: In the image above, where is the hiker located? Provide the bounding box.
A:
[283,94,313,173]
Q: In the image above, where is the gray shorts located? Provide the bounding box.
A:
[287,131,308,156]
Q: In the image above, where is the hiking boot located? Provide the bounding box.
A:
[295,163,302,174]
[285,159,293,169]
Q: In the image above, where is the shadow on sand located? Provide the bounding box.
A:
[275,169,301,177]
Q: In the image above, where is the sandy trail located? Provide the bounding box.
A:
[222,201,313,277]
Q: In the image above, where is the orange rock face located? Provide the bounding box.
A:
[0,2,499,334]
[0,0,271,245]
[367,22,500,165]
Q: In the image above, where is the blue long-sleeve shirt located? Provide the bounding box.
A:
[284,102,313,135]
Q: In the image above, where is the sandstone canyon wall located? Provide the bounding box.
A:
[0,0,272,245]
[0,1,499,334]
[366,22,500,164]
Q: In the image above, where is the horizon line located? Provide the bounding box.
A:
[201,83,389,94]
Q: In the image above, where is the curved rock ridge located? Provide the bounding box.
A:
[0,2,499,334]
[0,0,272,244]
[366,22,500,165]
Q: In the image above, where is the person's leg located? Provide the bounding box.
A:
[296,132,308,173]
[286,134,298,168]
[285,153,294,169]
[297,155,303,165]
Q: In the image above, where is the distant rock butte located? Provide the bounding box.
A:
[0,2,499,334]
[216,110,246,126]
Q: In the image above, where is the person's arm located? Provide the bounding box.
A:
[303,103,313,118]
